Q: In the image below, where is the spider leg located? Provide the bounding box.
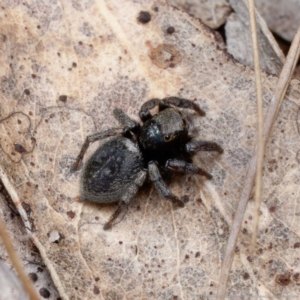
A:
[139,98,161,122]
[185,140,223,155]
[139,97,206,121]
[72,127,124,171]
[113,108,139,132]
[165,159,212,179]
[148,161,184,207]
[103,170,147,230]
[161,97,205,116]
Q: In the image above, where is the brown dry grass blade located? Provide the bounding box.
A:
[246,0,264,256]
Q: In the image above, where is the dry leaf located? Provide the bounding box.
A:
[1,1,300,299]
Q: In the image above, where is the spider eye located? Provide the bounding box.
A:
[164,133,175,142]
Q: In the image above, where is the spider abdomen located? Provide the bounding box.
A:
[81,136,143,203]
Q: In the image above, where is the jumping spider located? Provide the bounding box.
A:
[73,97,223,230]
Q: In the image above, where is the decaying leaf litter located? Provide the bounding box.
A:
[0,1,300,299]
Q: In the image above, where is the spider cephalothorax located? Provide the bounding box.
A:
[73,97,223,230]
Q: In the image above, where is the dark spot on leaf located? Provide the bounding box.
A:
[195,251,200,258]
[137,11,151,24]
[28,272,38,282]
[294,242,300,248]
[166,26,175,34]
[72,62,77,68]
[185,255,189,259]
[275,273,291,286]
[153,7,159,12]
[67,211,76,219]
[243,272,250,280]
[196,198,202,204]
[95,277,100,281]
[269,206,276,212]
[93,285,100,295]
[39,287,50,298]
[59,95,67,102]
[24,89,30,95]
[14,143,27,153]
[182,195,189,203]
[247,256,253,263]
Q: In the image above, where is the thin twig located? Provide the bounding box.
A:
[216,23,300,300]
[0,216,39,300]
[248,0,264,255]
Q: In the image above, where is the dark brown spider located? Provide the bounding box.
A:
[73,97,223,230]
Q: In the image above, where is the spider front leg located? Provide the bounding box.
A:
[185,140,223,155]
[139,99,161,122]
[161,97,205,116]
[72,127,124,171]
[148,161,184,207]
[165,159,212,179]
[139,97,206,122]
[103,170,147,230]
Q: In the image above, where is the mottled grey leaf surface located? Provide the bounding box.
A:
[0,1,300,299]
